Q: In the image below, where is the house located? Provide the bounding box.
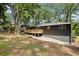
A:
[21,22,71,44]
[37,22,71,44]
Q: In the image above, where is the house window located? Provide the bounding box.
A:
[58,25,66,29]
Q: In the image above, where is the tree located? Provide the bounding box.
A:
[0,4,12,32]
[0,4,8,20]
[72,22,79,36]
[63,3,79,22]
[8,3,41,35]
[40,3,79,22]
[8,4,19,35]
[39,3,64,22]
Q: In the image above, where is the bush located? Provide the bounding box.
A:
[75,36,79,43]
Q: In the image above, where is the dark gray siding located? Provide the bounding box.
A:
[40,24,71,43]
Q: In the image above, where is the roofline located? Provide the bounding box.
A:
[37,22,71,27]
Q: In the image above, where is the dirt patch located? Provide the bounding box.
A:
[0,35,79,56]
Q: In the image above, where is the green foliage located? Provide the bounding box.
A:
[75,36,79,43]
[0,20,12,31]
[72,22,79,36]
[18,3,41,25]
[0,4,8,20]
[63,3,79,22]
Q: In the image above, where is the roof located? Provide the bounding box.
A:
[37,22,71,27]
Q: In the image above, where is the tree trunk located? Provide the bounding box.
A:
[15,4,20,35]
[9,4,19,35]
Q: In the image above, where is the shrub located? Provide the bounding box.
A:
[75,36,79,43]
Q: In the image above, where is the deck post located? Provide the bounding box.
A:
[69,24,71,45]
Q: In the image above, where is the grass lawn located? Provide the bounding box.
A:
[0,35,49,56]
[0,34,79,56]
